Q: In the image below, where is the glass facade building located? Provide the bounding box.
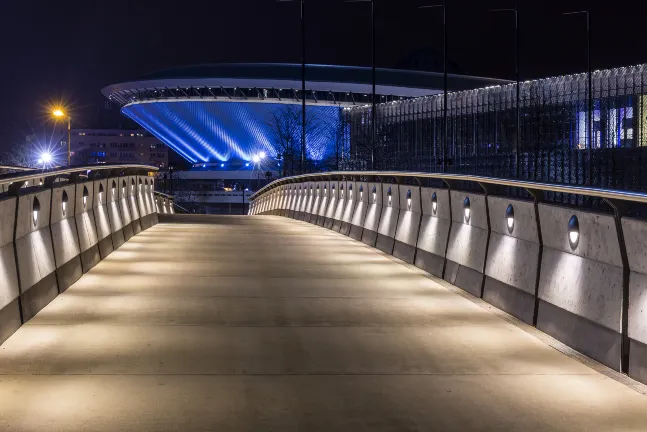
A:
[344,64,647,192]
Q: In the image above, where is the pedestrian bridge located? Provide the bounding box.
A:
[1,166,647,430]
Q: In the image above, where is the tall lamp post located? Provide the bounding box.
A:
[563,9,592,185]
[52,108,71,167]
[346,0,376,170]
[489,4,520,178]
[419,2,446,172]
[278,0,307,174]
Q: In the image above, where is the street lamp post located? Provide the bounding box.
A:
[489,4,520,178]
[52,109,71,167]
[563,10,592,185]
[419,3,446,172]
[346,0,376,170]
[278,0,307,174]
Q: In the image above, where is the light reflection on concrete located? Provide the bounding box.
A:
[0,216,646,431]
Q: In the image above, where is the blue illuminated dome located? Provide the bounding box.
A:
[103,63,507,163]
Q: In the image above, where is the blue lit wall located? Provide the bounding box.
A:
[123,101,342,163]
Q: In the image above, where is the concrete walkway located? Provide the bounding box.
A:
[1,215,646,431]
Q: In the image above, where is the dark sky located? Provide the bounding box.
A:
[1,0,646,153]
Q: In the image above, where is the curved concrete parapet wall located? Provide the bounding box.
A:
[623,217,647,383]
[443,191,489,298]
[248,172,647,385]
[107,178,126,249]
[361,182,383,247]
[415,188,450,278]
[483,197,540,324]
[393,185,422,264]
[15,189,57,322]
[349,181,368,240]
[537,204,623,370]
[376,184,401,255]
[75,181,101,272]
[0,196,19,344]
[324,181,340,229]
[50,184,82,292]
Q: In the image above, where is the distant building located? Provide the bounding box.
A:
[69,129,168,168]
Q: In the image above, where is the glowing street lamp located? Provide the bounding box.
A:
[52,108,72,167]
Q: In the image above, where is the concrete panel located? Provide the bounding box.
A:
[332,182,348,232]
[537,204,623,370]
[324,182,341,230]
[375,184,400,254]
[0,197,19,330]
[482,197,540,324]
[444,191,488,297]
[619,217,647,383]
[293,184,306,219]
[445,192,488,273]
[303,182,316,221]
[392,186,421,263]
[92,179,112,247]
[415,188,451,275]
[349,182,369,240]
[361,183,382,246]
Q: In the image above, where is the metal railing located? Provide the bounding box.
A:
[250,171,647,206]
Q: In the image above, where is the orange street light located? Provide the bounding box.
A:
[52,108,71,167]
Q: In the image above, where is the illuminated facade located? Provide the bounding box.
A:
[345,64,647,191]
[102,63,506,173]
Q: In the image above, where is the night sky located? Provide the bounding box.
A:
[1,0,645,153]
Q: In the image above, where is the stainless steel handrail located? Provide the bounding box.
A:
[250,171,647,205]
[0,165,33,172]
[0,163,158,185]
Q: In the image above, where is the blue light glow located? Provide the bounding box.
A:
[123,101,343,163]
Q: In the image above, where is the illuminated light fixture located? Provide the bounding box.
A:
[332,185,335,197]
[431,192,438,214]
[99,184,104,205]
[340,186,344,200]
[83,186,89,209]
[259,151,266,159]
[406,190,412,210]
[463,197,471,223]
[221,163,224,167]
[40,151,53,164]
[112,180,117,199]
[372,186,377,203]
[387,187,392,207]
[349,185,353,201]
[131,179,135,194]
[568,215,580,249]
[506,204,515,233]
[62,190,69,216]
[245,163,250,167]
[324,187,327,197]
[139,179,143,193]
[39,179,43,186]
[32,197,41,226]
[359,185,363,202]
[24,181,29,187]
[252,155,260,163]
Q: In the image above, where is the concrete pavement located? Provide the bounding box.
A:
[0,215,646,431]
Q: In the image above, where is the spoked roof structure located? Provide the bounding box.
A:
[102,63,509,164]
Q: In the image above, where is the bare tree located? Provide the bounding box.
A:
[266,104,330,176]
[0,142,36,168]
[172,171,206,214]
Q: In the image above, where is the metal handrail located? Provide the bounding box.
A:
[0,163,158,185]
[250,171,647,205]
[0,165,33,172]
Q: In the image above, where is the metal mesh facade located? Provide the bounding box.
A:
[344,64,647,193]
